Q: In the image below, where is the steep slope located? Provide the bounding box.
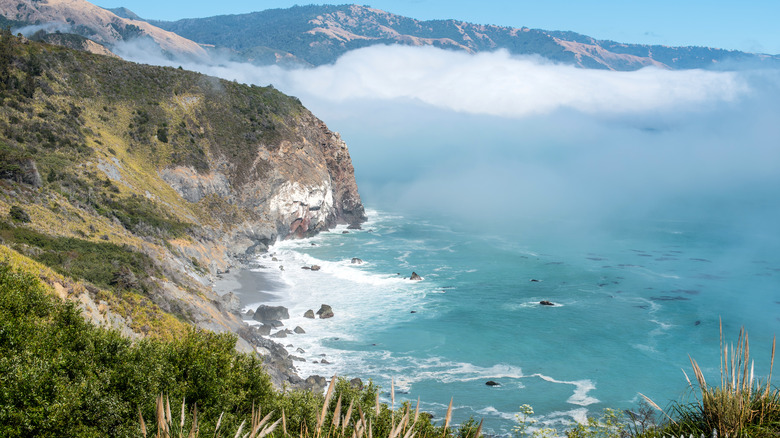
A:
[155,4,779,70]
[0,33,364,384]
[0,0,206,59]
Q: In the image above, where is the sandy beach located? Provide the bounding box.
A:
[212,266,287,310]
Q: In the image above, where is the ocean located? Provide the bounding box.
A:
[241,207,780,434]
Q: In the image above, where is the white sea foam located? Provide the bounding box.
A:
[477,406,518,421]
[533,374,599,406]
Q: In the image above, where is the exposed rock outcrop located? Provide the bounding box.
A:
[316,304,334,319]
[252,305,290,322]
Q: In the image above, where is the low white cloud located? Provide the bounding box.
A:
[272,45,749,118]
[112,41,779,245]
[15,22,73,36]
[116,43,750,119]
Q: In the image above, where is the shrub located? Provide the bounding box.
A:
[8,205,29,222]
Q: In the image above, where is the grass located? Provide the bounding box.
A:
[139,378,480,438]
[642,320,779,437]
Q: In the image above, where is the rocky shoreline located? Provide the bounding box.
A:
[211,258,334,392]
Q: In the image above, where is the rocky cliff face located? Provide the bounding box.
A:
[0,36,364,386]
[159,98,365,252]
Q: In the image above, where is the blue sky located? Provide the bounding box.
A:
[96,0,780,54]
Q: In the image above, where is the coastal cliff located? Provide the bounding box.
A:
[0,33,365,385]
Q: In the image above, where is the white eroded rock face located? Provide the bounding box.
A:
[269,181,334,236]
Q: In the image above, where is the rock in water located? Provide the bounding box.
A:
[253,305,290,322]
[350,377,364,389]
[410,272,422,281]
[294,326,306,334]
[539,300,555,306]
[351,257,363,264]
[303,309,315,319]
[486,380,500,386]
[316,304,334,319]
[310,265,321,271]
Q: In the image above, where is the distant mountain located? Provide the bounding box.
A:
[105,6,142,21]
[153,4,779,70]
[0,0,206,59]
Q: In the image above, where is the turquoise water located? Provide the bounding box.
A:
[249,207,780,434]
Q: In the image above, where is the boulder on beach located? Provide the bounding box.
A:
[255,324,272,336]
[303,309,315,319]
[410,272,422,281]
[316,304,334,319]
[253,305,290,322]
[216,292,241,314]
[351,258,363,264]
[539,300,555,306]
[294,326,306,334]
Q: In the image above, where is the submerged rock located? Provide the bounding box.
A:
[316,304,334,319]
[539,300,554,306]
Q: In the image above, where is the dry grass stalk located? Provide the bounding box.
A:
[391,378,396,410]
[282,408,287,436]
[375,393,380,417]
[214,412,223,438]
[166,395,172,429]
[255,417,281,438]
[233,419,246,438]
[140,409,148,438]
[333,395,343,432]
[180,397,186,433]
[443,397,453,432]
[689,321,777,435]
[188,406,198,438]
[317,375,337,435]
[474,419,483,438]
[342,399,354,435]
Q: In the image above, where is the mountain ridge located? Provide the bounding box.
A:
[0,0,207,59]
[152,3,780,70]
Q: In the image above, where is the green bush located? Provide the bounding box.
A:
[8,205,29,223]
[0,263,458,438]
